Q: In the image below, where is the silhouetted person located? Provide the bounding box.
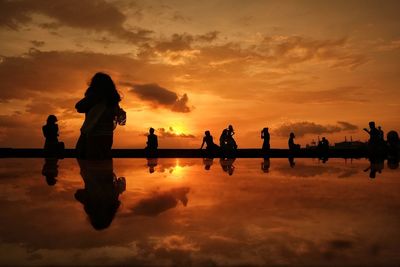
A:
[147,158,158,173]
[41,158,59,186]
[363,121,380,146]
[220,127,237,158]
[318,137,329,162]
[387,130,400,159]
[42,115,64,157]
[227,125,238,149]
[200,130,219,157]
[75,159,125,230]
[378,126,384,142]
[288,132,300,151]
[145,127,158,157]
[261,158,270,173]
[261,127,270,151]
[75,72,126,160]
[220,129,228,148]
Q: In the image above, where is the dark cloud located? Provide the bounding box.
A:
[130,83,192,113]
[30,40,45,47]
[0,0,152,43]
[274,121,359,137]
[337,121,358,131]
[157,127,195,138]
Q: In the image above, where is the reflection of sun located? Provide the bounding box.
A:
[169,159,186,179]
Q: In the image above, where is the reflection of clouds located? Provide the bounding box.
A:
[275,162,360,178]
[131,187,190,217]
[0,158,399,266]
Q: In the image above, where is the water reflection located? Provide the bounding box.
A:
[203,158,214,170]
[261,158,270,173]
[0,158,399,266]
[220,158,236,175]
[132,187,190,217]
[75,159,126,230]
[147,158,158,173]
[41,158,59,186]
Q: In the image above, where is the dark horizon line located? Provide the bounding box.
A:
[0,148,368,159]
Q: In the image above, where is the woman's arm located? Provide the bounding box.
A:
[75,95,97,113]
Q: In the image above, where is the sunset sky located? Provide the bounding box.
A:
[0,0,399,148]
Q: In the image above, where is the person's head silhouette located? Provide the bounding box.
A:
[46,115,57,125]
[86,72,121,105]
[205,130,210,136]
[290,132,295,138]
[369,121,376,129]
[149,127,155,134]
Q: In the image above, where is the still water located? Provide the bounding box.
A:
[0,158,399,266]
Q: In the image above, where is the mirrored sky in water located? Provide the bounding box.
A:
[0,158,399,266]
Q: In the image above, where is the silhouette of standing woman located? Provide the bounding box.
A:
[42,115,64,156]
[75,73,126,159]
[261,127,270,150]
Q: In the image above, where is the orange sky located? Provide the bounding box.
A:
[0,0,399,148]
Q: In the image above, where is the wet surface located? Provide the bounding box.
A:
[0,158,399,266]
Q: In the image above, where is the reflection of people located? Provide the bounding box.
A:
[261,128,270,150]
[261,158,270,173]
[288,156,295,168]
[203,158,214,170]
[364,158,384,179]
[42,115,64,157]
[133,187,190,217]
[75,159,125,230]
[41,158,59,186]
[147,158,158,173]
[75,72,126,160]
[220,158,236,175]
[145,128,158,157]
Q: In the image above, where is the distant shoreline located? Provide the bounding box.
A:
[0,148,368,158]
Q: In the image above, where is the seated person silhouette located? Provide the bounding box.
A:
[200,130,219,156]
[145,127,158,157]
[42,115,64,157]
[288,132,300,151]
[261,127,270,151]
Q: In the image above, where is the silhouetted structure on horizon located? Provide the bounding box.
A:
[75,72,126,160]
[42,115,64,157]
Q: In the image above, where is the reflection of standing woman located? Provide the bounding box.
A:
[75,72,126,159]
